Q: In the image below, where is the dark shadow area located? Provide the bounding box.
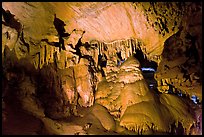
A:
[2,8,30,53]
[134,48,158,70]
[41,39,61,48]
[98,54,107,77]
[170,122,184,135]
[53,14,70,52]
[2,8,22,37]
[185,33,199,65]
[116,52,125,66]
[2,48,43,134]
[68,30,86,63]
[133,48,158,91]
[98,54,107,68]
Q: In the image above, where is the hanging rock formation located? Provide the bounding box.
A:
[2,2,202,135]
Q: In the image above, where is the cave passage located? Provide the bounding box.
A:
[133,49,158,90]
[2,2,202,135]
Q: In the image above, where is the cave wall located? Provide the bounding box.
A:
[2,2,190,64]
[2,2,202,135]
[155,2,202,101]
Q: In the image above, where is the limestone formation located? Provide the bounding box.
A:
[2,2,202,135]
[95,56,196,134]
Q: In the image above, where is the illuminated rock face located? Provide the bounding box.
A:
[2,2,188,64]
[96,57,195,134]
[73,64,94,107]
[37,63,94,119]
[95,57,153,118]
[2,2,202,135]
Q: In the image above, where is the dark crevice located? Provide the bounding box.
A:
[53,14,70,52]
[116,52,125,66]
[98,54,107,68]
[184,33,199,64]
[98,54,107,77]
[19,29,30,53]
[41,39,60,48]
[2,8,22,40]
[134,49,158,70]
[2,8,31,54]
[133,48,158,91]
[69,31,86,63]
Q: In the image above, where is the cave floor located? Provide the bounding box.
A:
[2,98,172,135]
[2,97,42,135]
[2,97,119,135]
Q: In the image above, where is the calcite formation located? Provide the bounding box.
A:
[155,3,202,101]
[95,56,195,134]
[2,2,202,135]
[2,2,189,64]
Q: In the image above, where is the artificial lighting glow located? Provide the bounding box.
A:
[141,67,155,72]
[149,84,154,89]
[191,95,199,104]
[178,92,183,97]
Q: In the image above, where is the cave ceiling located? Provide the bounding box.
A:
[2,2,202,135]
[2,2,191,60]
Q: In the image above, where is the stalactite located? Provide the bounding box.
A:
[121,45,125,60]
[125,45,129,59]
[98,42,101,55]
[136,41,139,51]
[101,42,104,54]
[33,52,39,69]
[94,38,152,66]
[131,39,135,54]
[56,48,60,61]
[39,44,45,69]
[129,39,132,56]
[45,44,49,65]
[115,41,118,52]
[111,43,114,57]
[49,46,54,64]
[94,47,99,67]
[134,39,136,54]
[113,41,116,51]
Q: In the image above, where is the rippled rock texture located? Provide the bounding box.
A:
[95,56,196,134]
[2,2,202,135]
